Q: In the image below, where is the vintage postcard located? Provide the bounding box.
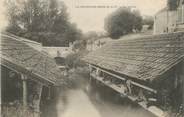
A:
[0,0,184,117]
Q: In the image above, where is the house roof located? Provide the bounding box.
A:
[83,32,184,81]
[0,33,66,86]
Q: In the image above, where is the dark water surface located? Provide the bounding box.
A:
[56,88,156,117]
[56,70,156,117]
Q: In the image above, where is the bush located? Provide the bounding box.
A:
[104,7,142,39]
[65,51,87,69]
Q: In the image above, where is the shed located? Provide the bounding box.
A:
[83,32,184,116]
[1,33,66,117]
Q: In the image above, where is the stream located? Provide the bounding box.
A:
[56,89,156,117]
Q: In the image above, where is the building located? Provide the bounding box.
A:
[154,0,184,34]
[2,32,70,72]
[1,33,66,117]
[2,32,42,51]
[83,32,184,117]
[3,32,73,59]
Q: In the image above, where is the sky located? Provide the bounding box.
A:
[62,0,167,33]
[0,0,167,33]
[0,0,8,32]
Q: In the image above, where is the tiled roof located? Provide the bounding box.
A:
[0,34,66,86]
[83,32,184,81]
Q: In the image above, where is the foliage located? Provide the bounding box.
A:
[104,7,143,39]
[65,51,88,68]
[72,39,87,52]
[5,0,82,46]
[142,16,154,29]
[84,31,107,41]
[84,31,99,40]
[65,53,78,68]
[167,0,179,10]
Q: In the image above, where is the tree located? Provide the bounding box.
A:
[5,0,82,46]
[142,16,154,29]
[65,51,87,68]
[167,0,179,10]
[5,0,22,33]
[72,39,87,52]
[104,7,143,39]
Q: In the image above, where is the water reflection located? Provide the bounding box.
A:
[57,89,101,117]
[57,88,155,117]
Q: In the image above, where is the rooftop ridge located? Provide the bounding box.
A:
[1,32,41,45]
[1,33,65,85]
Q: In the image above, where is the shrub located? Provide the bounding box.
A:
[65,51,87,69]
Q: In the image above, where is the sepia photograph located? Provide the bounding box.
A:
[0,0,184,117]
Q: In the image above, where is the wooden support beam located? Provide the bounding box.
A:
[21,74,28,107]
[47,87,51,100]
[89,64,92,72]
[96,68,100,76]
[182,60,184,107]
[33,83,43,112]
[37,84,43,111]
[90,65,157,94]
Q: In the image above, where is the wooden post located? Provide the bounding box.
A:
[182,61,184,107]
[33,83,43,112]
[89,64,92,72]
[89,64,92,82]
[178,60,184,111]
[21,74,27,107]
[47,87,51,100]
[38,84,43,111]
[96,68,100,76]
